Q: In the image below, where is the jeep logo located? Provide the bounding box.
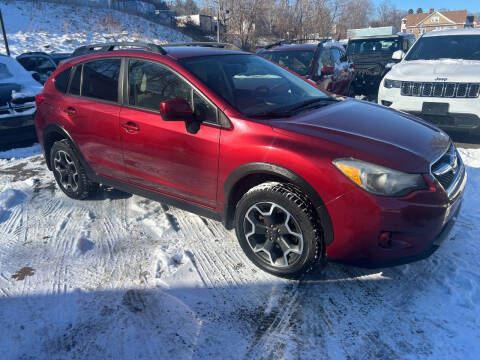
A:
[435,77,448,82]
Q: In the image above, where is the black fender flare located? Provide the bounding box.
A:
[222,162,333,245]
[42,123,93,176]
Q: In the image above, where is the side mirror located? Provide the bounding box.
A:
[392,50,405,60]
[159,98,200,134]
[321,65,335,75]
[159,98,193,120]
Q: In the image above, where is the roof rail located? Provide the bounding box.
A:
[71,42,167,58]
[263,38,331,49]
[165,42,241,50]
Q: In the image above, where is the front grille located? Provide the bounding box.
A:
[431,144,462,195]
[354,63,382,76]
[402,82,480,98]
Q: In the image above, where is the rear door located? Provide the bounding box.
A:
[119,58,220,208]
[59,58,124,178]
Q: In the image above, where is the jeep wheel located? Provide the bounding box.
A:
[50,140,99,200]
[234,182,324,277]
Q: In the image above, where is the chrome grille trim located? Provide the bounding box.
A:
[430,144,465,199]
[401,82,480,98]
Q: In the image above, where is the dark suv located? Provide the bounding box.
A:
[257,40,354,96]
[17,52,71,84]
[35,42,465,277]
[347,33,415,99]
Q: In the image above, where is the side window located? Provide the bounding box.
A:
[82,59,121,102]
[69,65,82,96]
[128,59,217,124]
[319,49,334,67]
[55,68,71,94]
[331,49,341,65]
[128,59,191,111]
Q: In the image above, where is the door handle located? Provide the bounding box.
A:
[63,106,77,117]
[121,121,140,133]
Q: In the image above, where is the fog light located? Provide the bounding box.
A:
[378,231,392,248]
[381,100,392,107]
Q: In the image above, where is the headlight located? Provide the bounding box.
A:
[384,79,402,89]
[333,159,426,196]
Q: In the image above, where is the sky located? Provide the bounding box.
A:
[371,0,480,13]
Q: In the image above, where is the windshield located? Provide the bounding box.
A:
[347,38,402,55]
[259,50,314,76]
[180,54,330,117]
[405,35,480,61]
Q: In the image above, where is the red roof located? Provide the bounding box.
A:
[405,10,468,27]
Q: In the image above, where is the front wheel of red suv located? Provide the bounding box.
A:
[234,182,324,278]
[50,140,99,200]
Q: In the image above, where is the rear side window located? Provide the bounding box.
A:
[69,65,82,95]
[55,68,71,93]
[82,59,121,102]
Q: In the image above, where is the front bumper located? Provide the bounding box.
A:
[378,86,480,134]
[0,113,37,145]
[325,165,466,266]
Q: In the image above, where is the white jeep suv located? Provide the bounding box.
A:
[378,29,480,136]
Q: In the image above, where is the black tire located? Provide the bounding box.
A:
[234,182,324,278]
[50,140,99,200]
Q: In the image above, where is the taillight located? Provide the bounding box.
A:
[35,94,45,107]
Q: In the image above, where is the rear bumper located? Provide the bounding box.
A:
[0,114,37,145]
[325,167,466,266]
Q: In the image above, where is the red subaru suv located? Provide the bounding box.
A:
[35,42,466,277]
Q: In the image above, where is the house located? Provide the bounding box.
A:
[401,9,477,38]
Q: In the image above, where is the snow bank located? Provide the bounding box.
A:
[0,0,190,56]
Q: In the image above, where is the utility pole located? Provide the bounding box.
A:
[217,8,221,42]
[0,9,10,56]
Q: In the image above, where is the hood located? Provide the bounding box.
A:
[268,99,450,173]
[387,59,480,82]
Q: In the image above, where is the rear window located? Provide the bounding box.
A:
[405,35,480,61]
[82,59,121,102]
[260,50,314,76]
[55,68,71,93]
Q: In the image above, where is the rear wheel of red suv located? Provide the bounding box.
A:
[50,140,99,200]
[234,182,324,277]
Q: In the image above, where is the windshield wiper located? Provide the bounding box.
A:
[248,97,337,119]
[287,97,337,113]
[248,110,293,119]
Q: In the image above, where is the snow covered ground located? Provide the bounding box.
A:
[0,0,190,56]
[0,144,479,359]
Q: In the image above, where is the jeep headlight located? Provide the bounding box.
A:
[333,159,426,196]
[384,79,402,89]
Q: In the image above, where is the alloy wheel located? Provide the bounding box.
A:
[243,202,304,268]
[53,150,79,192]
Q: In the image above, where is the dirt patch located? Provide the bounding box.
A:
[0,156,44,181]
[11,267,35,281]
[122,290,146,313]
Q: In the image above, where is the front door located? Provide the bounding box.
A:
[119,59,220,208]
